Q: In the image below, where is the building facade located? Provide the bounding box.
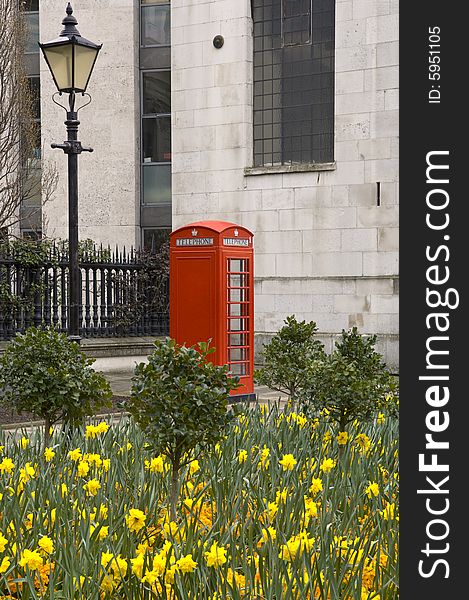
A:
[35,0,399,369]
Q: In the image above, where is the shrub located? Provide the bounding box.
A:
[0,326,112,443]
[300,327,398,430]
[126,337,240,520]
[254,315,325,402]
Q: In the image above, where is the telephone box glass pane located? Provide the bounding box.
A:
[229,333,248,347]
[229,259,248,273]
[229,318,248,332]
[230,363,247,375]
[229,288,248,302]
[229,303,249,316]
[229,348,247,362]
[229,274,248,287]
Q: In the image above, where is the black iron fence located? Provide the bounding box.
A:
[0,243,169,340]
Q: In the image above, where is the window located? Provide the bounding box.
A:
[24,1,39,54]
[141,1,171,47]
[140,1,172,236]
[252,0,335,166]
[142,228,170,253]
[282,0,311,46]
[21,229,42,241]
[141,70,171,205]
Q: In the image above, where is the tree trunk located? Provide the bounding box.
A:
[169,456,180,522]
[44,416,51,447]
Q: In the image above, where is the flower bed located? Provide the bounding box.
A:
[0,403,398,599]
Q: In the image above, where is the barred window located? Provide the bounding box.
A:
[252,0,335,166]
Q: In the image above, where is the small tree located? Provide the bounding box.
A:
[254,315,325,403]
[300,327,397,430]
[0,327,112,443]
[126,338,239,520]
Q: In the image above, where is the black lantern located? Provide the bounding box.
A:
[39,3,101,343]
[39,2,101,94]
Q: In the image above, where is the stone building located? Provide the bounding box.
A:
[28,0,398,368]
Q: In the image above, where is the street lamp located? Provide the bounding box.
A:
[39,2,102,343]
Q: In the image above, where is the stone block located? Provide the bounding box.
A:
[336,45,377,72]
[310,294,334,315]
[254,253,277,278]
[302,229,341,253]
[363,251,399,276]
[384,88,399,110]
[336,114,371,141]
[279,209,314,231]
[239,210,279,233]
[276,253,313,277]
[336,20,367,49]
[205,169,244,192]
[172,151,202,174]
[358,138,392,160]
[370,110,399,138]
[377,41,399,66]
[364,159,399,183]
[254,294,275,313]
[314,252,363,277]
[254,231,302,254]
[331,186,351,206]
[341,228,377,251]
[314,207,357,229]
[275,294,314,313]
[378,227,399,251]
[336,91,385,115]
[336,70,364,94]
[370,294,399,314]
[364,66,399,91]
[261,188,295,209]
[336,1,353,21]
[356,277,394,295]
[173,41,204,69]
[352,0,391,19]
[335,141,360,162]
[200,147,245,171]
[366,14,399,44]
[334,295,371,313]
[358,206,398,227]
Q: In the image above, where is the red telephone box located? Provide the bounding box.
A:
[170,221,255,402]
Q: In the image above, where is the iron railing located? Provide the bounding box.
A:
[0,244,169,340]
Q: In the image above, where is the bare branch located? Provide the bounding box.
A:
[0,0,57,233]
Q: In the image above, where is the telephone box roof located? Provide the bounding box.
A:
[171,221,253,235]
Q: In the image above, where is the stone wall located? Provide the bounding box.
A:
[171,0,399,371]
[40,0,140,248]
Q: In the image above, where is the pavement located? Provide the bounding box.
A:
[0,370,288,435]
[103,369,287,403]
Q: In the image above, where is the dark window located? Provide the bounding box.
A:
[143,117,171,163]
[23,0,39,11]
[143,228,170,253]
[24,12,39,54]
[140,3,172,231]
[141,3,171,47]
[143,71,171,114]
[21,229,42,241]
[282,0,312,46]
[252,0,335,166]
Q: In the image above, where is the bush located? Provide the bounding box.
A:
[254,315,325,402]
[126,337,240,519]
[300,327,398,430]
[0,326,112,442]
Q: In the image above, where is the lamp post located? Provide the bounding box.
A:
[39,3,101,343]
